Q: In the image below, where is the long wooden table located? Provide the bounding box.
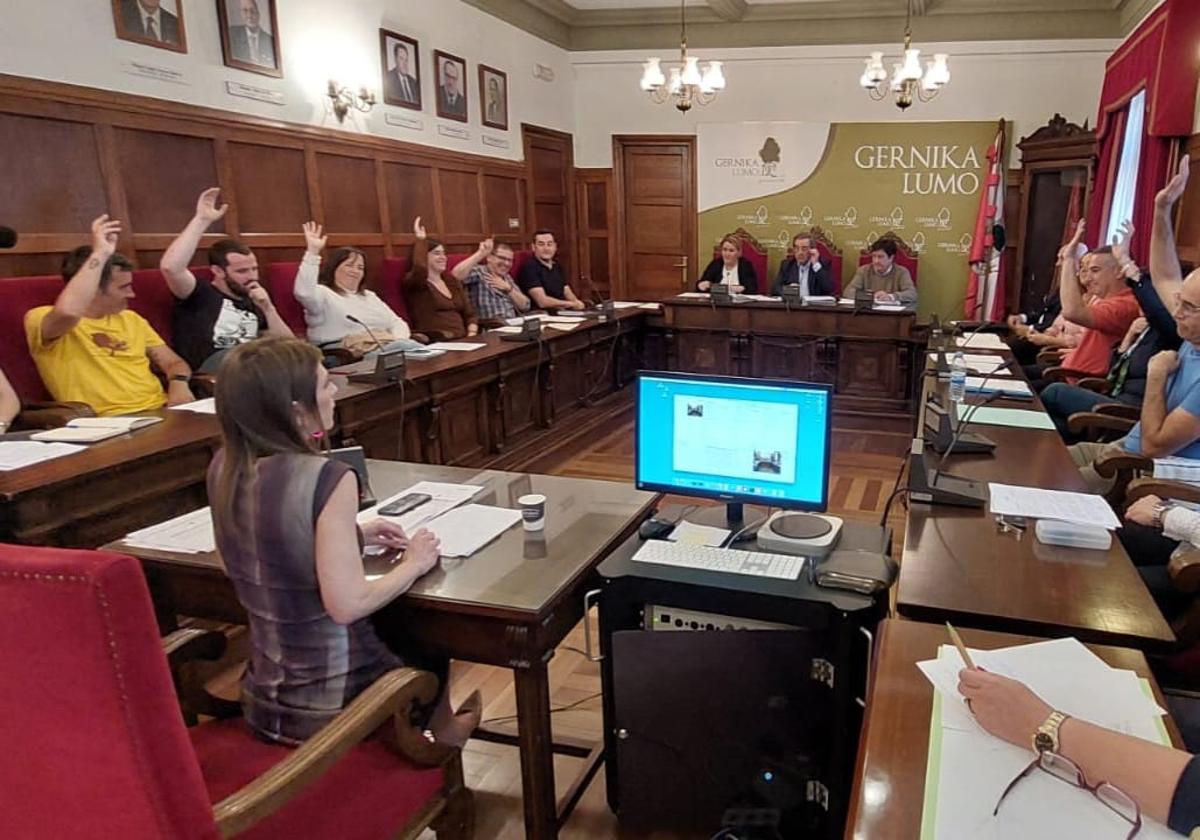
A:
[898,358,1175,650]
[1,310,647,547]
[105,459,659,840]
[845,618,1182,839]
[650,297,921,429]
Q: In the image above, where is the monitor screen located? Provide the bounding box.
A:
[635,372,832,511]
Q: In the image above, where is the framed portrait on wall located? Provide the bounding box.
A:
[111,0,188,53]
[217,0,283,78]
[380,29,422,111]
[433,50,469,123]
[479,65,508,131]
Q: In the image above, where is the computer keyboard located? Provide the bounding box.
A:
[632,540,805,581]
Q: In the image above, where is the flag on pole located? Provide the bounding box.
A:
[964,121,1008,321]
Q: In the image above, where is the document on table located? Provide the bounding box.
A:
[873,303,908,312]
[676,292,709,299]
[546,322,580,331]
[361,481,483,532]
[987,482,1122,530]
[490,325,523,335]
[420,503,522,557]
[124,507,216,554]
[918,637,1176,840]
[637,302,662,311]
[803,295,837,305]
[955,332,1008,350]
[612,301,642,309]
[928,353,1011,375]
[965,376,1031,397]
[0,441,86,470]
[170,397,217,414]
[425,342,486,352]
[1153,456,1200,487]
[668,521,731,547]
[966,406,1056,431]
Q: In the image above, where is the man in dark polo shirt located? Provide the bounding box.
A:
[516,230,585,311]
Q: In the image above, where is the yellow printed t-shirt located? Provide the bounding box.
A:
[24,306,167,417]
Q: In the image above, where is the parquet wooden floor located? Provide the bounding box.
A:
[421,414,910,839]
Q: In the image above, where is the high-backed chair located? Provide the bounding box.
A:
[262,261,308,338]
[807,226,844,296]
[379,257,413,322]
[713,227,768,290]
[130,267,213,346]
[858,230,920,286]
[0,543,472,839]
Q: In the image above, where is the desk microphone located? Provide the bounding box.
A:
[930,366,1010,483]
[0,227,16,250]
[953,318,996,347]
[346,314,388,355]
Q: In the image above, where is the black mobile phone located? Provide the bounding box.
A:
[378,493,432,517]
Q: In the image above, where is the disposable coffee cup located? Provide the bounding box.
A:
[519,493,546,531]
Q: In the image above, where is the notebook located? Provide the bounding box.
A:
[31,416,162,443]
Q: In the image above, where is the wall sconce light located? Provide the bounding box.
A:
[327,79,376,123]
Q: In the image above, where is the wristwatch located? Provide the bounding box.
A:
[170,375,191,383]
[1033,710,1069,754]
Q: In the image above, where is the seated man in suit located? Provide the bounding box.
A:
[771,233,834,298]
[227,0,276,67]
[120,0,181,46]
[24,215,195,417]
[844,238,916,304]
[0,367,18,433]
[160,188,293,372]
[697,234,759,294]
[517,230,585,311]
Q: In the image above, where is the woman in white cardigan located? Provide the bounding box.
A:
[293,222,418,356]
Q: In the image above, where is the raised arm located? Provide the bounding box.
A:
[0,367,18,430]
[1151,155,1190,305]
[40,215,121,344]
[404,216,430,291]
[451,237,493,282]
[1057,220,1090,325]
[293,221,327,317]
[160,188,229,300]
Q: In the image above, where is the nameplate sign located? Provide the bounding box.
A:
[437,124,470,140]
[121,60,189,85]
[224,81,284,106]
[385,112,424,131]
[482,135,510,150]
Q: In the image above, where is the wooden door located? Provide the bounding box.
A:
[522,124,577,292]
[614,136,696,301]
[575,168,616,299]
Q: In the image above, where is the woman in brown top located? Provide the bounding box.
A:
[402,216,482,341]
[209,336,480,746]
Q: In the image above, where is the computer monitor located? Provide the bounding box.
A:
[635,372,833,525]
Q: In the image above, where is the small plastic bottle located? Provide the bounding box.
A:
[949,351,967,403]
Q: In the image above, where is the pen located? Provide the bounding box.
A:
[946,622,976,669]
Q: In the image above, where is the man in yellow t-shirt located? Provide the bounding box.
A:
[24,215,195,417]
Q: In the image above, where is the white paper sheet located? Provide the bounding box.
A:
[425,342,486,352]
[637,302,662,311]
[987,483,1122,530]
[873,303,908,312]
[929,353,1011,375]
[124,507,215,554]
[803,295,837,304]
[676,292,709,299]
[420,503,522,557]
[489,325,524,334]
[667,521,731,547]
[546,322,580,331]
[170,397,217,414]
[360,481,483,532]
[0,441,86,470]
[967,406,1057,431]
[955,332,1009,349]
[966,377,1032,397]
[612,302,642,309]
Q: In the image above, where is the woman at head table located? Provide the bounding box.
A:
[207,336,481,747]
[697,234,759,295]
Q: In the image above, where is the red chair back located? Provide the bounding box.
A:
[857,231,919,286]
[0,274,64,401]
[510,249,533,281]
[0,544,218,838]
[263,262,307,338]
[378,257,412,323]
[713,228,768,291]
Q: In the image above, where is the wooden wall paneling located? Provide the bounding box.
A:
[227,141,310,233]
[523,124,577,292]
[374,159,394,256]
[113,128,222,235]
[94,124,134,241]
[575,168,615,299]
[384,161,437,237]
[437,166,485,236]
[1175,135,1200,269]
[315,152,382,234]
[303,146,324,227]
[1,113,109,234]
[482,173,524,241]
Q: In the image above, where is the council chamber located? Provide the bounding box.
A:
[6,1,1200,839]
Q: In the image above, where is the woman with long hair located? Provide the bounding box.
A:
[697,234,758,294]
[209,336,480,746]
[292,221,420,357]
[402,216,482,341]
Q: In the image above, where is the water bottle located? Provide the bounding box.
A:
[949,351,967,403]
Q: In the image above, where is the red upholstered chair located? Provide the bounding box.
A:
[262,261,307,338]
[857,231,920,285]
[510,249,533,281]
[130,267,212,346]
[713,228,768,291]
[0,543,472,839]
[807,226,844,296]
[378,257,413,323]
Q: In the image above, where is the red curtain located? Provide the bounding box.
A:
[1086,0,1200,258]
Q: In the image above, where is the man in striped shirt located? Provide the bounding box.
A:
[464,241,531,327]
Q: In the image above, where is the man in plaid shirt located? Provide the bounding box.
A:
[464,241,531,326]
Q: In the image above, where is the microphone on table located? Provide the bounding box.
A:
[345,315,406,386]
[0,227,17,249]
[346,314,388,355]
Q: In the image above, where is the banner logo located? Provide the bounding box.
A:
[937,233,974,255]
[916,207,953,230]
[714,136,786,184]
[823,206,858,228]
[759,137,781,177]
[911,232,927,253]
[869,206,905,229]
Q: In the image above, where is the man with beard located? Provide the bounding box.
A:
[160,188,293,372]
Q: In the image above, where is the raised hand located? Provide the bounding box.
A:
[1111,219,1134,264]
[413,216,427,240]
[194,188,229,224]
[90,214,122,257]
[1057,219,1086,262]
[302,221,327,255]
[1156,155,1190,211]
[477,237,495,257]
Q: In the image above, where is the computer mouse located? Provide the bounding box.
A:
[638,517,676,540]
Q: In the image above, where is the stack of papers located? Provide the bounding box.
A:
[612,301,642,310]
[803,295,837,305]
[676,292,708,299]
[637,302,662,311]
[546,322,580,332]
[124,507,216,554]
[361,481,482,532]
[918,637,1174,839]
[955,332,1009,350]
[987,483,1122,529]
[967,406,1056,431]
[668,521,730,547]
[425,342,485,352]
[1152,456,1200,487]
[874,303,908,312]
[170,397,217,414]
[419,503,522,557]
[0,441,86,470]
[31,416,162,443]
[965,377,1031,397]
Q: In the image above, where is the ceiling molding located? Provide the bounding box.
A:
[466,0,1138,50]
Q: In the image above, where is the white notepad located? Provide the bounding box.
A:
[420,504,522,557]
[31,415,162,443]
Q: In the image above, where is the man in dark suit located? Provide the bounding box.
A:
[119,0,181,46]
[227,0,276,67]
[771,233,834,297]
[438,59,467,120]
[384,41,420,106]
